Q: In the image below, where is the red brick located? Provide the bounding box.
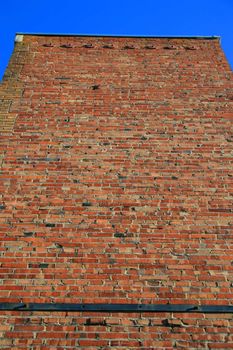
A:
[0,34,232,348]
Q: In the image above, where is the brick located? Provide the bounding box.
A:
[0,34,232,348]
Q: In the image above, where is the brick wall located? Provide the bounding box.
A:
[0,34,232,348]
[1,311,233,349]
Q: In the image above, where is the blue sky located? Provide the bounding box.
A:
[0,0,232,79]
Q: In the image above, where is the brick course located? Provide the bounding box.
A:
[0,34,232,348]
[1,311,233,349]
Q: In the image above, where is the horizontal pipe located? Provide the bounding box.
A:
[0,303,233,313]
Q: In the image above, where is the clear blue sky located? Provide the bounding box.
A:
[0,0,232,79]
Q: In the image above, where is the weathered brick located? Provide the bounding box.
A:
[0,34,232,348]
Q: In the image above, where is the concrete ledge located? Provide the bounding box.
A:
[14,34,24,43]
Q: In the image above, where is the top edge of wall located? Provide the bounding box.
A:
[15,33,221,41]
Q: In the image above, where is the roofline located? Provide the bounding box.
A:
[15,32,220,40]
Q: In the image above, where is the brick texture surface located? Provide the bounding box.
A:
[1,311,233,349]
[0,35,232,348]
